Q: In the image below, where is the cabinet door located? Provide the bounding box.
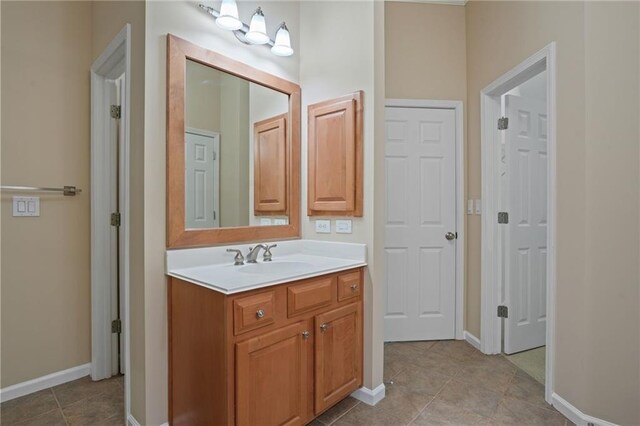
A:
[236,321,311,426]
[307,92,363,216]
[314,303,362,414]
[254,114,287,214]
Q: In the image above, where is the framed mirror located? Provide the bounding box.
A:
[167,35,300,248]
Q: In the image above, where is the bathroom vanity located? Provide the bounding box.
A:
[165,33,368,425]
[167,242,366,425]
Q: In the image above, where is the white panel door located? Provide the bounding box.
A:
[185,130,220,229]
[384,107,457,341]
[504,94,547,354]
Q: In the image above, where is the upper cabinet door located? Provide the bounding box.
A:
[307,92,363,217]
[254,114,288,215]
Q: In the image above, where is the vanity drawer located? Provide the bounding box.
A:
[233,291,276,335]
[337,271,361,301]
[287,277,334,317]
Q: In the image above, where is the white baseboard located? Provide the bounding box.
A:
[351,383,386,406]
[551,393,618,426]
[0,363,91,403]
[463,331,481,350]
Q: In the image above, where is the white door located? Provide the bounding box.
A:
[384,107,457,341]
[185,130,220,229]
[504,94,547,354]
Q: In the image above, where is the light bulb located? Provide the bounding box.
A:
[216,0,242,31]
[271,22,293,57]
[245,7,269,45]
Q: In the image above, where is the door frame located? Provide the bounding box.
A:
[384,99,465,340]
[90,24,131,420]
[185,127,221,228]
[479,42,556,403]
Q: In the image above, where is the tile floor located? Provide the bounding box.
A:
[310,341,571,426]
[0,375,124,426]
[2,342,569,426]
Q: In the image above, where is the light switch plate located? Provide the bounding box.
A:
[273,218,287,225]
[315,220,331,234]
[260,218,272,226]
[467,200,474,215]
[13,196,40,217]
[475,200,482,215]
[335,220,352,234]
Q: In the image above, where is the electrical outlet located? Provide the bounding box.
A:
[467,200,473,215]
[475,200,482,215]
[273,218,287,225]
[315,220,331,234]
[260,218,272,226]
[335,220,352,234]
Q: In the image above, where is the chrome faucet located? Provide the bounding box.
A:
[246,244,268,263]
[226,249,245,266]
[263,244,277,262]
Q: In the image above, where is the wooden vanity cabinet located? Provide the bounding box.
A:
[168,267,364,426]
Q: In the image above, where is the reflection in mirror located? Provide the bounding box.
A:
[185,59,289,229]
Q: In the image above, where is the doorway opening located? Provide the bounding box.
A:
[383,99,465,343]
[480,43,556,403]
[90,25,131,423]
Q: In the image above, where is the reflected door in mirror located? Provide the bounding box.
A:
[185,130,220,229]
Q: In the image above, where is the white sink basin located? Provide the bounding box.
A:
[166,241,367,294]
[238,261,315,275]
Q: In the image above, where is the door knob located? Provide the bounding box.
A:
[302,331,310,340]
[256,309,265,319]
[445,232,456,241]
[320,323,329,332]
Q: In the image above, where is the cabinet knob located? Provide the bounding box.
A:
[350,284,358,291]
[256,309,265,319]
[302,331,310,340]
[320,323,329,332]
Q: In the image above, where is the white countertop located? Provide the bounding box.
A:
[166,240,367,294]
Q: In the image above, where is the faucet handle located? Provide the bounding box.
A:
[263,244,277,262]
[226,249,245,265]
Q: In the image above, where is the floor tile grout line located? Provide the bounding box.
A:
[50,387,70,426]
[405,375,454,425]
[323,400,361,426]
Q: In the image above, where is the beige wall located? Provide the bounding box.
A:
[186,60,221,133]
[1,1,92,388]
[582,3,639,422]
[90,1,146,421]
[219,74,250,227]
[385,2,467,102]
[143,2,299,422]
[465,1,639,423]
[299,0,384,390]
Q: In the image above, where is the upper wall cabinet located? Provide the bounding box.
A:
[254,114,288,215]
[307,91,363,217]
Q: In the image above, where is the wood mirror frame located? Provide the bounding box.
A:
[166,34,301,248]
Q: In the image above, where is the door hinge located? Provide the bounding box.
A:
[110,105,121,119]
[111,319,122,334]
[498,212,509,224]
[213,151,217,161]
[497,305,509,318]
[497,116,509,130]
[110,212,121,227]
[213,210,216,221]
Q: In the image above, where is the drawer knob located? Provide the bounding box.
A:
[350,284,358,291]
[320,323,329,332]
[302,331,310,340]
[256,309,265,319]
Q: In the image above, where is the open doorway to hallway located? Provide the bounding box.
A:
[499,71,548,385]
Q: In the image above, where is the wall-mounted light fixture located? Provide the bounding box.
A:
[199,2,294,57]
